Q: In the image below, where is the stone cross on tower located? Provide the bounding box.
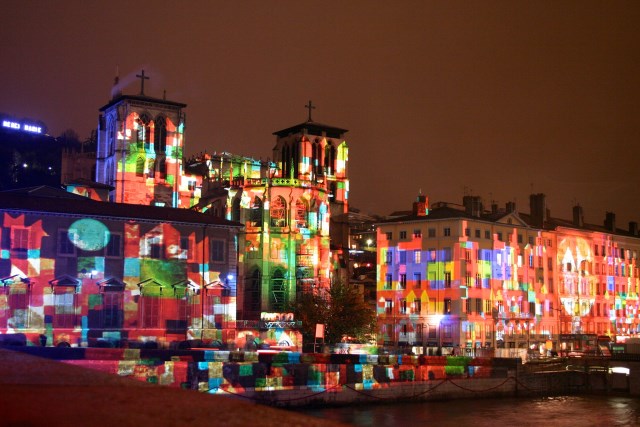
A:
[305,100,315,122]
[136,69,150,96]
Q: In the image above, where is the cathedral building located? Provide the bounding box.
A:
[184,104,350,323]
[91,71,350,347]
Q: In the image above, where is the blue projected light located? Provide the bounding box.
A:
[68,218,110,251]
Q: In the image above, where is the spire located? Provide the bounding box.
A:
[111,65,122,100]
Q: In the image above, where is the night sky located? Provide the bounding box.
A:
[2,1,639,226]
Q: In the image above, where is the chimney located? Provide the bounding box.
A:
[604,212,616,232]
[505,201,516,213]
[491,203,498,214]
[572,205,584,228]
[529,193,547,228]
[413,194,429,217]
[463,195,483,217]
[630,222,638,236]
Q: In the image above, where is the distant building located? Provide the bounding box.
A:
[376,193,640,355]
[0,115,60,190]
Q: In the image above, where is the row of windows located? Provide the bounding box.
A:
[5,227,226,263]
[386,229,639,261]
[233,195,311,229]
[135,156,167,178]
[388,229,549,244]
[381,297,613,318]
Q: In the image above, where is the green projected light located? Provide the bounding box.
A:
[68,218,110,251]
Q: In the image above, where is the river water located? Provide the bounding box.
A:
[293,395,640,426]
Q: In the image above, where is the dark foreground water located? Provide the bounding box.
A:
[293,395,640,427]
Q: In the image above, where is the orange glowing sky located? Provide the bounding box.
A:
[2,1,639,226]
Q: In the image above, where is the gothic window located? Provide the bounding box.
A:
[136,115,151,149]
[270,270,287,311]
[324,143,335,175]
[244,268,262,317]
[136,156,145,177]
[148,159,155,178]
[154,116,167,154]
[312,140,321,176]
[250,196,263,227]
[295,198,308,228]
[270,196,287,227]
[157,157,166,178]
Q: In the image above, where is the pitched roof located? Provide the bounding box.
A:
[0,186,242,228]
[273,120,348,138]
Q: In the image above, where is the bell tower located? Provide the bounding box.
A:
[96,69,187,207]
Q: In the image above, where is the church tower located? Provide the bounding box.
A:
[96,70,187,207]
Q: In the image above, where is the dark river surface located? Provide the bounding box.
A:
[292,395,640,426]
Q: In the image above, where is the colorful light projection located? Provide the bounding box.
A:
[68,219,110,251]
[558,236,596,319]
[0,208,238,348]
[376,215,632,350]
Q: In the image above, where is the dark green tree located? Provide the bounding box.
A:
[292,281,376,346]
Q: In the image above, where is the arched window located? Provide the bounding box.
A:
[295,198,308,228]
[154,116,167,154]
[313,140,322,176]
[250,196,263,227]
[136,156,145,177]
[137,114,151,149]
[157,157,166,178]
[325,142,335,175]
[270,196,287,227]
[270,270,287,311]
[148,159,155,178]
[244,268,262,318]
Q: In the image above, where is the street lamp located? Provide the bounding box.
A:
[433,314,444,355]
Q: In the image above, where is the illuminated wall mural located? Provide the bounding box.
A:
[0,188,242,348]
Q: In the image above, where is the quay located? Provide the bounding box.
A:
[0,349,347,427]
[2,346,640,411]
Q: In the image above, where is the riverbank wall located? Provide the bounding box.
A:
[5,347,639,407]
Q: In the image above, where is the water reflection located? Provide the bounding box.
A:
[294,395,640,427]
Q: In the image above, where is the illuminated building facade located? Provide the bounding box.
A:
[376,193,640,354]
[92,74,350,346]
[186,115,350,322]
[95,72,192,208]
[0,187,241,348]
